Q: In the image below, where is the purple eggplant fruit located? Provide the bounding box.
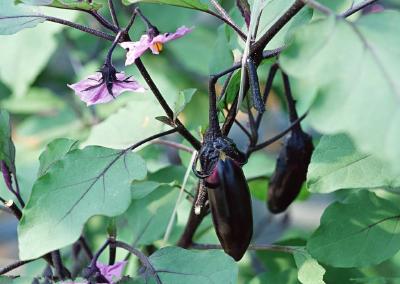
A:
[267,130,314,213]
[206,158,253,261]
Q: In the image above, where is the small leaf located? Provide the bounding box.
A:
[0,0,45,35]
[38,138,79,177]
[147,247,238,284]
[307,134,400,194]
[18,146,147,260]
[122,0,209,12]
[293,248,326,284]
[155,116,175,127]
[307,191,400,267]
[17,0,103,11]
[173,88,197,121]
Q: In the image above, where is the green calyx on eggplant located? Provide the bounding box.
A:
[206,158,253,261]
[267,129,314,213]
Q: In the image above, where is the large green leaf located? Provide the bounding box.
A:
[307,191,400,267]
[280,11,400,174]
[0,8,76,96]
[0,110,16,170]
[0,0,45,35]
[118,185,178,245]
[122,0,209,12]
[18,146,147,260]
[17,0,103,11]
[84,97,165,149]
[147,247,238,283]
[37,138,78,177]
[307,134,400,194]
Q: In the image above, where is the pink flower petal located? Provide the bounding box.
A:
[96,261,127,283]
[120,35,152,65]
[121,26,193,64]
[68,72,145,106]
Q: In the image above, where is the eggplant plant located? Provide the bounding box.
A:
[0,0,399,283]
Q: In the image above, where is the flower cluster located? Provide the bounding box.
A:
[69,26,192,106]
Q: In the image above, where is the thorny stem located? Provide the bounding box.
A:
[209,76,222,137]
[341,0,379,17]
[107,0,120,28]
[134,58,201,150]
[114,241,162,284]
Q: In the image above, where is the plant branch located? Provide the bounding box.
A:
[86,10,119,33]
[300,0,332,15]
[248,112,308,153]
[107,0,120,28]
[134,58,201,150]
[114,241,162,284]
[208,0,246,40]
[341,0,379,17]
[251,0,305,62]
[205,10,246,40]
[0,259,35,275]
[151,139,194,153]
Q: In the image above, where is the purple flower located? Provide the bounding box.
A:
[96,261,127,283]
[68,65,145,106]
[120,26,192,65]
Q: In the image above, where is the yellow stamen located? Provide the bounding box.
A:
[153,42,163,53]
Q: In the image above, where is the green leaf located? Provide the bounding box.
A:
[293,248,326,284]
[280,11,400,173]
[307,134,400,194]
[37,138,79,177]
[131,180,162,199]
[122,0,209,12]
[118,185,178,245]
[209,25,234,75]
[307,191,400,267]
[0,110,16,170]
[148,247,238,283]
[173,88,197,120]
[84,97,165,149]
[17,0,103,11]
[1,88,65,114]
[249,270,299,284]
[243,152,275,179]
[18,146,147,260]
[0,8,76,96]
[0,0,45,35]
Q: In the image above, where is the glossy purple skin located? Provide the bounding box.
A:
[267,130,314,213]
[207,159,253,261]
